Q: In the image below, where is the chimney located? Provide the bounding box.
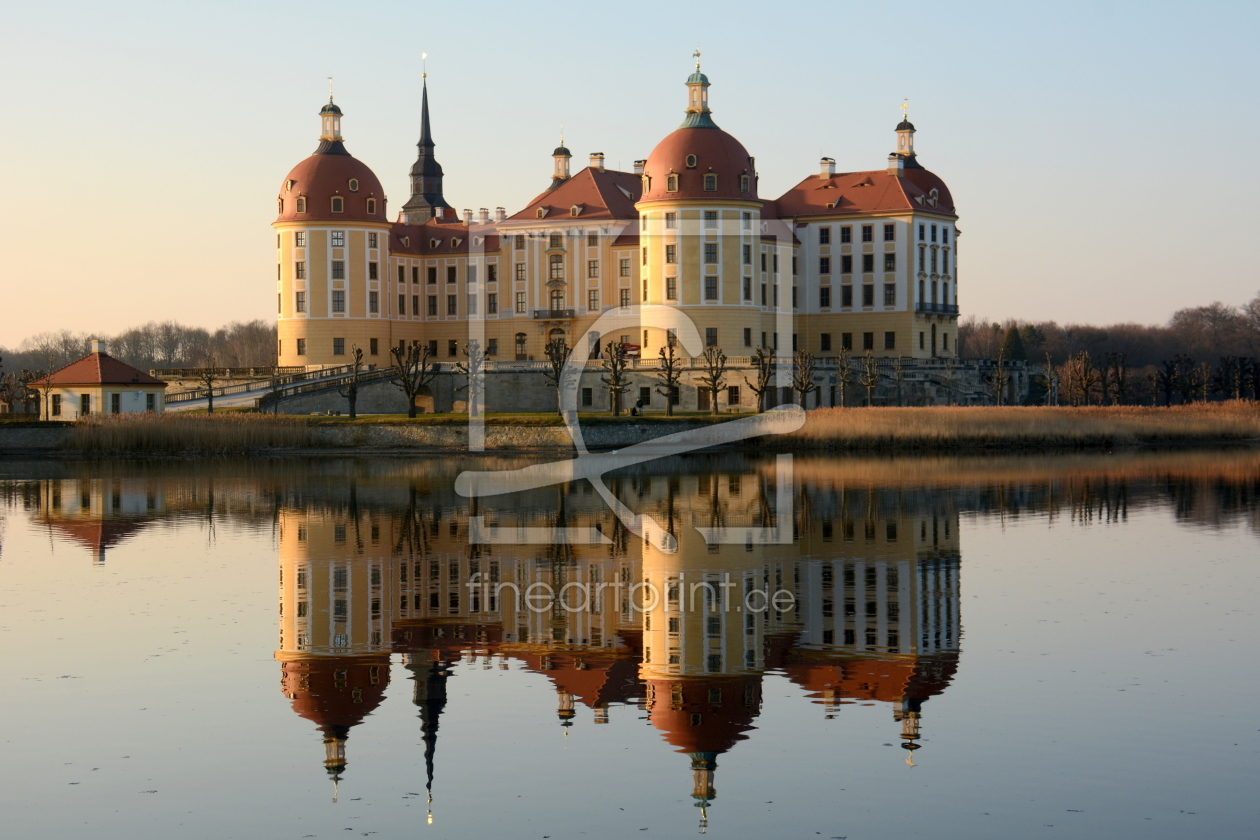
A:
[90,339,107,355]
[888,154,905,176]
[633,159,646,175]
[495,207,506,222]
[819,157,835,179]
[590,152,605,171]
[463,208,473,225]
[478,207,489,224]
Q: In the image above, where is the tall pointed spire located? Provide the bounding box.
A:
[403,72,452,224]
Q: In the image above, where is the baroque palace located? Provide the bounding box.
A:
[274,61,965,410]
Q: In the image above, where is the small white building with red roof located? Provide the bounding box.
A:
[29,340,167,419]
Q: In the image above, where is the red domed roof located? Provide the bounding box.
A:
[281,655,390,730]
[276,149,387,224]
[640,127,759,203]
[644,675,761,754]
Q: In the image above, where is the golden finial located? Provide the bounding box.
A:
[422,52,428,79]
[559,123,565,146]
[328,75,334,102]
[900,98,909,120]
[693,45,701,70]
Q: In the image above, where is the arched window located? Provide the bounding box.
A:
[277,198,284,213]
[366,198,376,214]
[296,197,307,213]
[740,175,750,193]
[348,179,359,192]
[331,196,344,212]
[703,173,718,191]
[685,154,697,169]
[666,174,679,192]
[515,333,528,359]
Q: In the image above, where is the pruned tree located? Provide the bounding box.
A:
[742,346,774,413]
[197,357,221,414]
[890,356,907,407]
[600,341,631,416]
[337,345,365,419]
[835,347,854,407]
[1105,352,1130,405]
[542,338,573,417]
[987,347,1010,406]
[655,336,684,416]
[454,339,488,417]
[791,350,818,408]
[858,351,881,406]
[390,341,437,418]
[697,346,728,415]
[1039,352,1060,406]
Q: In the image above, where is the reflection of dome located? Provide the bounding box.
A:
[281,656,390,785]
[645,675,761,755]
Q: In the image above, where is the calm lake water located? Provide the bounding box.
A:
[1,450,1257,840]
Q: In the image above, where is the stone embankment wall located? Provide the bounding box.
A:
[0,424,73,453]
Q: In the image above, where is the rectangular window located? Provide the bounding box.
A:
[841,254,853,274]
[427,295,437,315]
[487,293,498,314]
[931,249,938,272]
[792,333,798,351]
[331,261,345,279]
[368,232,378,249]
[425,266,436,284]
[486,337,498,355]
[861,225,873,242]
[840,226,851,243]
[514,262,526,281]
[943,228,950,244]
[819,256,831,274]
[428,339,438,356]
[447,295,457,315]
[743,277,751,300]
[294,261,306,279]
[619,289,631,308]
[446,266,457,283]
[549,254,564,279]
[704,276,718,300]
[884,331,896,350]
[704,243,718,263]
[665,244,677,263]
[862,254,874,273]
[412,266,419,283]
[145,393,155,412]
[919,224,925,241]
[704,210,718,228]
[862,285,874,306]
[515,234,525,250]
[743,327,752,346]
[411,295,419,316]
[841,332,852,350]
[841,285,853,307]
[760,284,767,306]
[931,224,938,243]
[369,338,378,356]
[295,291,306,312]
[80,394,90,416]
[398,265,405,283]
[792,286,798,307]
[943,250,950,273]
[618,258,630,277]
[587,232,599,247]
[642,247,648,265]
[588,289,599,310]
[296,338,306,356]
[761,253,767,272]
[665,212,677,229]
[51,393,62,416]
[581,387,593,407]
[728,385,740,405]
[819,226,831,244]
[884,253,896,271]
[588,260,599,278]
[368,291,378,313]
[666,277,678,299]
[467,294,477,315]
[332,290,345,311]
[487,264,497,283]
[331,231,345,247]
[110,393,120,414]
[333,337,345,355]
[883,223,895,242]
[743,244,752,265]
[295,231,306,247]
[705,327,718,347]
[742,212,752,230]
[821,333,832,352]
[516,292,526,313]
[368,262,378,280]
[820,286,831,307]
[468,265,478,284]
[639,386,651,405]
[863,332,874,351]
[884,283,896,306]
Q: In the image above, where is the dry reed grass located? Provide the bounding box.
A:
[65,413,318,455]
[788,403,1260,451]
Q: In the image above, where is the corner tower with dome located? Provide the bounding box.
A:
[271,62,978,407]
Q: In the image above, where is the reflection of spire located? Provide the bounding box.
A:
[690,751,717,833]
[897,698,924,765]
[407,655,450,818]
[322,724,350,801]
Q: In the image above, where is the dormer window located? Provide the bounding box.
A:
[666,174,679,192]
[401,236,409,247]
[430,239,439,248]
[570,205,582,217]
[296,197,307,213]
[536,207,547,218]
[685,154,697,169]
[348,179,360,192]
[740,175,750,193]
[703,173,718,191]
[277,198,284,213]
[366,198,376,214]
[331,196,344,213]
[642,176,651,193]
[286,180,296,192]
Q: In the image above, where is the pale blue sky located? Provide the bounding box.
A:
[2,0,1256,342]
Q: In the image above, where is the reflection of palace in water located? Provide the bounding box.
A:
[272,460,962,825]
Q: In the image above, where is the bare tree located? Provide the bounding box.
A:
[196,358,221,414]
[542,338,573,417]
[655,336,683,416]
[890,356,907,407]
[454,340,488,417]
[791,350,818,408]
[337,345,365,419]
[600,341,631,416]
[697,346,728,415]
[390,341,437,418]
[858,352,881,406]
[835,347,854,407]
[987,347,1010,406]
[743,347,774,413]
[1039,352,1060,406]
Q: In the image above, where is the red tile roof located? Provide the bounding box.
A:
[389,216,500,256]
[508,167,643,223]
[773,166,956,218]
[30,353,166,387]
